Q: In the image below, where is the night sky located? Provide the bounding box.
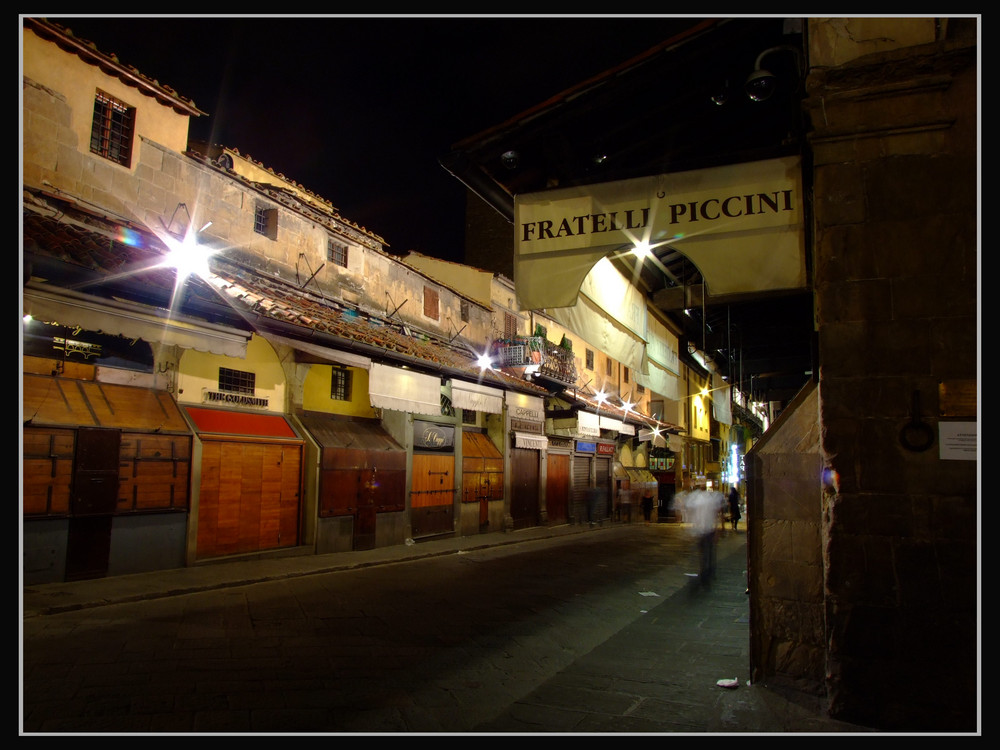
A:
[31,14,704,262]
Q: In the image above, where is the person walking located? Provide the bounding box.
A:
[641,484,655,524]
[683,484,725,585]
[728,485,742,531]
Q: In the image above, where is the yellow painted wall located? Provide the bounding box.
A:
[175,333,286,412]
[22,27,192,159]
[302,364,377,418]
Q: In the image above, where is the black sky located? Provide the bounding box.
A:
[33,14,706,262]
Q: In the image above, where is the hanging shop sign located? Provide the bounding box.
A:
[597,442,616,456]
[413,420,454,450]
[514,156,805,310]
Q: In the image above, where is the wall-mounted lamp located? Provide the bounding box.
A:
[745,45,803,102]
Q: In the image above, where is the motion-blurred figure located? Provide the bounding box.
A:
[685,485,726,585]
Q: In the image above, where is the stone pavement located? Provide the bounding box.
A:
[22,521,876,734]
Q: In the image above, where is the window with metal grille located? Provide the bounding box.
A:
[218,367,255,395]
[462,408,477,425]
[330,367,352,401]
[624,367,630,383]
[637,383,646,394]
[423,286,440,320]
[586,349,594,370]
[606,358,613,376]
[327,238,348,268]
[460,299,470,323]
[254,205,278,239]
[90,90,135,167]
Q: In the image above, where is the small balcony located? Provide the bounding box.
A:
[491,336,578,389]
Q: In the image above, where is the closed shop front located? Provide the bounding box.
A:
[545,439,572,526]
[411,420,456,539]
[462,430,503,530]
[572,444,593,523]
[185,406,303,560]
[22,374,192,583]
[508,393,547,530]
[300,413,405,552]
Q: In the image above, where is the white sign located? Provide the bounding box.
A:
[939,422,977,460]
[514,156,806,310]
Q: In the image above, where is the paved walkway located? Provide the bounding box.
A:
[22,521,876,734]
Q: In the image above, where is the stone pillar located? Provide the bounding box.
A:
[803,20,978,731]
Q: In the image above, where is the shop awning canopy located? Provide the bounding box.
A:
[368,363,442,417]
[451,379,504,415]
[513,431,549,450]
[185,406,298,439]
[23,374,191,433]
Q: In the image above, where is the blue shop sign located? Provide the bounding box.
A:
[575,441,597,453]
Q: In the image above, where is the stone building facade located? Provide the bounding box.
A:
[746,18,978,731]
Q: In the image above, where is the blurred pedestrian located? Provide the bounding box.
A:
[641,484,655,524]
[687,485,726,585]
[728,486,742,531]
[586,484,602,526]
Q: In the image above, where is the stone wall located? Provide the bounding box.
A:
[805,35,978,731]
[747,382,827,696]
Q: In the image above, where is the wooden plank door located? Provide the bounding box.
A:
[545,453,570,525]
[410,453,454,538]
[196,439,301,559]
[509,447,539,530]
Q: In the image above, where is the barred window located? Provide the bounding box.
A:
[460,299,470,323]
[327,239,348,268]
[218,367,255,395]
[254,205,278,239]
[606,358,612,376]
[330,367,352,401]
[637,383,646,395]
[585,349,594,370]
[90,90,135,167]
[624,367,630,383]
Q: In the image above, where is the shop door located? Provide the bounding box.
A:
[572,455,591,523]
[319,447,406,551]
[196,439,302,558]
[509,447,539,530]
[596,456,612,521]
[411,453,455,538]
[546,453,570,525]
[462,432,503,530]
[65,427,121,580]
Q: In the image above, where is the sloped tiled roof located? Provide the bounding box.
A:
[23,17,207,117]
[22,196,549,397]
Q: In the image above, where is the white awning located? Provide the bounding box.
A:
[23,285,250,358]
[639,428,668,448]
[618,423,636,436]
[263,332,372,369]
[599,415,624,433]
[450,379,504,414]
[514,431,549,450]
[576,410,600,437]
[368,363,441,416]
